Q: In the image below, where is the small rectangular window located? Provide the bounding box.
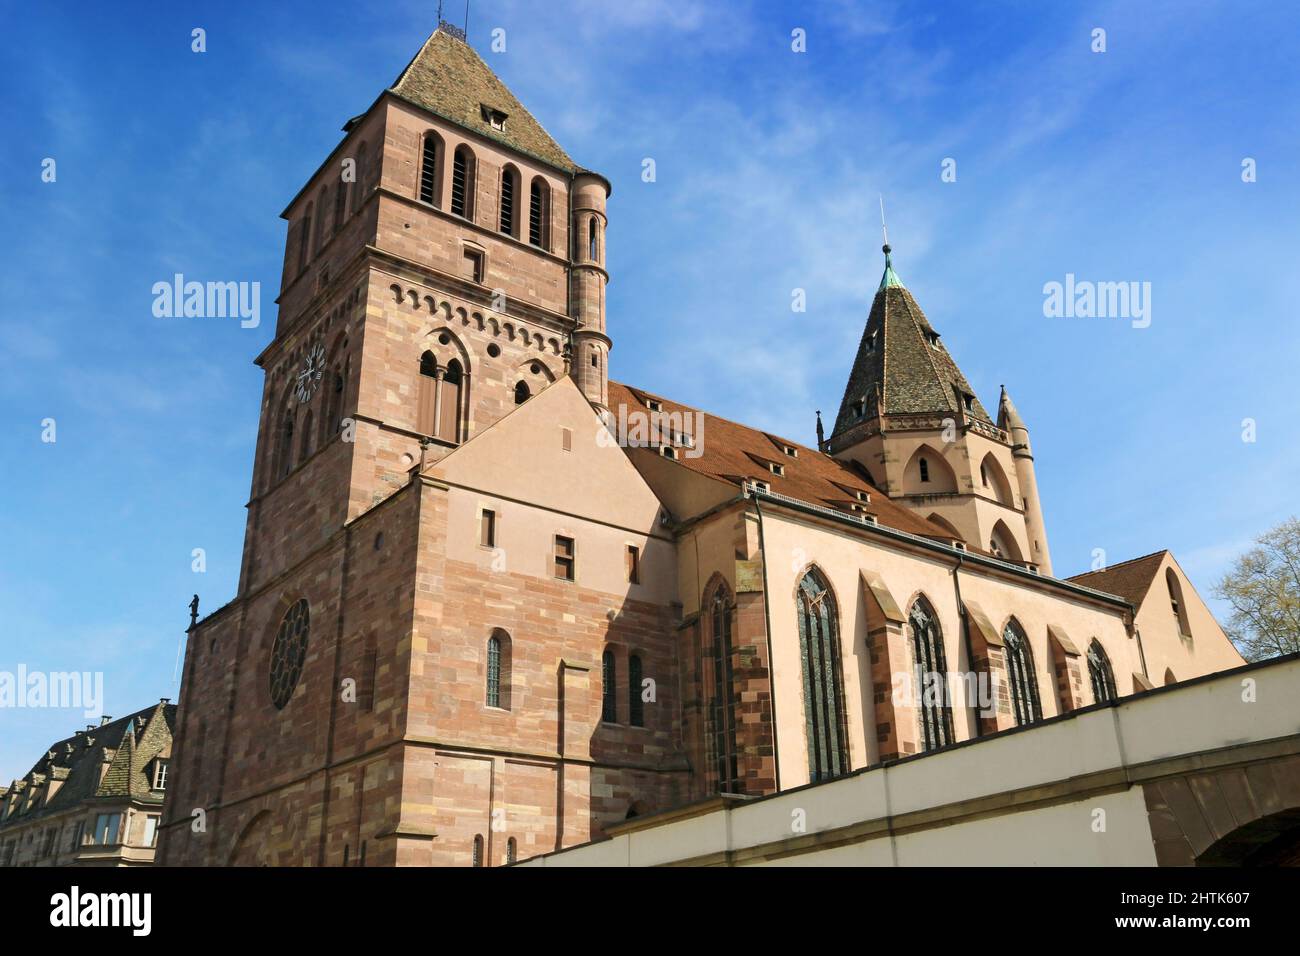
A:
[554,535,575,581]
[463,248,484,283]
[480,509,497,548]
[626,545,640,584]
[153,759,169,790]
[561,427,572,452]
[143,815,159,848]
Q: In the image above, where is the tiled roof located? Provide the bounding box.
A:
[1067,550,1168,605]
[389,24,575,172]
[608,381,953,540]
[832,258,992,441]
[0,702,175,826]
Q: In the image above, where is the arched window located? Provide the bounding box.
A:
[298,410,314,465]
[322,369,343,444]
[316,187,331,251]
[528,178,549,249]
[486,634,501,707]
[513,381,530,405]
[451,145,475,219]
[439,358,463,442]
[1002,619,1041,726]
[296,202,313,274]
[332,173,348,232]
[472,834,484,867]
[277,414,295,478]
[353,142,368,213]
[486,630,510,709]
[417,351,438,436]
[628,654,644,726]
[1166,568,1191,637]
[418,132,441,206]
[588,215,598,261]
[797,568,848,782]
[708,586,740,793]
[909,596,953,750]
[601,649,616,723]
[506,837,517,864]
[499,165,518,236]
[1087,640,1117,704]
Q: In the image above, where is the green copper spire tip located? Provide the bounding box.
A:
[878,243,903,291]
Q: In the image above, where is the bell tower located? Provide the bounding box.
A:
[827,246,1053,573]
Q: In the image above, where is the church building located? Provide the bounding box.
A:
[157,22,1244,867]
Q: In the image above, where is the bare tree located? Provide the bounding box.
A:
[1214,517,1300,661]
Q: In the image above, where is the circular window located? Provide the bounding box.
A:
[269,599,309,710]
[487,343,501,358]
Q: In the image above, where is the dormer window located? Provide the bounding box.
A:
[855,398,867,418]
[926,331,941,348]
[866,330,878,353]
[152,759,169,790]
[748,478,770,494]
[854,490,870,503]
[769,462,784,477]
[481,105,508,130]
[962,394,974,412]
[647,399,662,413]
[782,444,798,458]
[660,445,677,460]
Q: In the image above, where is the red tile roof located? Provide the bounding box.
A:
[1067,550,1168,605]
[608,381,952,540]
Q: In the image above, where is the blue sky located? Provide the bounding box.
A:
[1,0,1297,781]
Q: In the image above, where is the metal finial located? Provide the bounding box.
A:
[879,194,890,254]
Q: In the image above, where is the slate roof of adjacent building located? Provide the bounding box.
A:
[0,702,175,826]
[1067,550,1169,606]
[832,251,993,441]
[609,381,954,541]
[388,23,575,172]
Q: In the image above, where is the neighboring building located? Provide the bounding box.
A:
[158,21,1245,868]
[519,655,1300,867]
[0,701,175,867]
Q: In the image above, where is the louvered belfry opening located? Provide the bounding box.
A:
[499,168,516,235]
[419,134,439,205]
[529,179,545,248]
[451,146,473,218]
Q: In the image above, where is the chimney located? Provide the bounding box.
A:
[99,715,112,726]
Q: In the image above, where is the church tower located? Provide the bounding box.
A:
[826,245,1053,573]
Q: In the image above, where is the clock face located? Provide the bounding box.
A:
[296,343,326,403]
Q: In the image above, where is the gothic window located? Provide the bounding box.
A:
[268,599,309,710]
[601,649,617,722]
[1087,640,1117,704]
[353,142,368,211]
[297,202,313,274]
[628,654,644,727]
[333,173,348,231]
[797,567,848,782]
[514,380,530,404]
[316,187,331,251]
[909,596,953,750]
[277,413,295,479]
[1002,619,1042,726]
[472,834,484,867]
[499,165,518,236]
[707,585,740,793]
[919,457,930,483]
[529,178,549,249]
[419,132,441,206]
[1166,568,1191,637]
[299,410,314,464]
[417,351,438,436]
[451,145,475,218]
[438,358,463,442]
[588,216,598,261]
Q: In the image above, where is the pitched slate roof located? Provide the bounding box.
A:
[1067,550,1168,605]
[608,381,953,540]
[0,702,175,826]
[832,250,992,441]
[389,24,575,172]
